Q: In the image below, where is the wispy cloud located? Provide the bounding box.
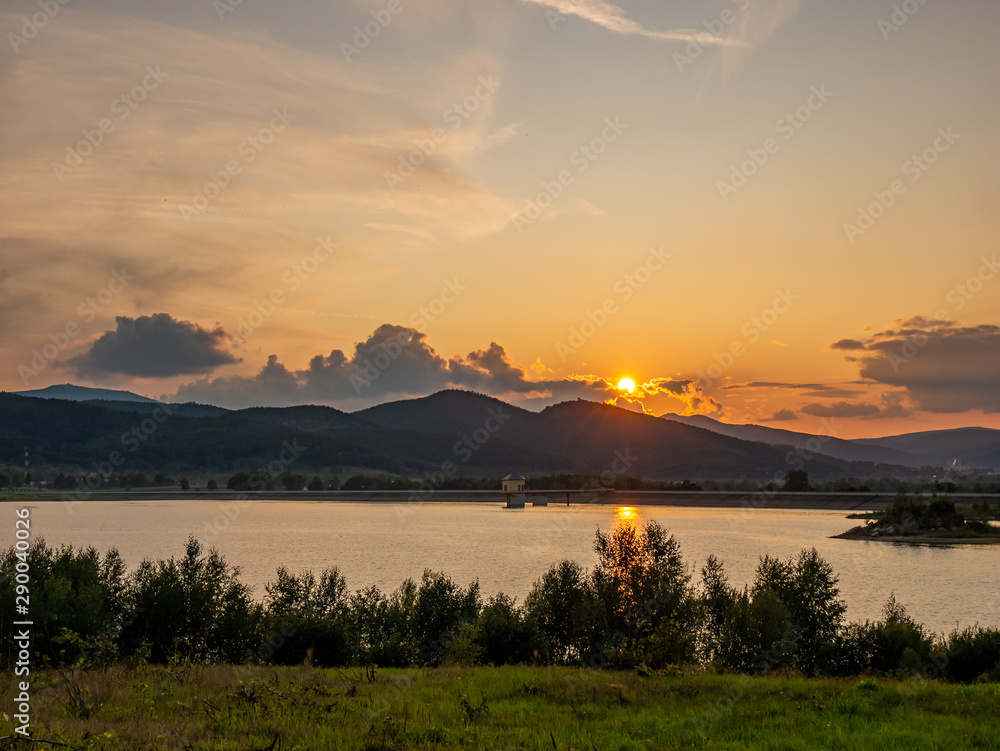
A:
[521,0,747,46]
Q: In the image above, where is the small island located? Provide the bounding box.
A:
[834,494,1000,545]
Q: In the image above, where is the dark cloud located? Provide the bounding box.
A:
[830,319,1000,413]
[724,381,832,390]
[172,323,724,413]
[68,313,238,378]
[761,409,797,422]
[724,381,863,399]
[448,342,536,394]
[800,392,911,420]
[829,339,866,351]
[800,402,883,419]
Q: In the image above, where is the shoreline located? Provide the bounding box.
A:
[6,489,1000,512]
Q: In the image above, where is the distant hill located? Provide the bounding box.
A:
[661,413,917,467]
[0,394,434,476]
[854,428,1000,470]
[87,400,230,418]
[356,389,535,436]
[0,389,938,480]
[354,391,906,480]
[14,384,159,403]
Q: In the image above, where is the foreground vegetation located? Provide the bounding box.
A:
[4,522,1000,685]
[3,665,1000,750]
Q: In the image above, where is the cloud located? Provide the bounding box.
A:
[723,381,863,398]
[831,318,1000,414]
[172,323,726,413]
[800,402,882,419]
[726,381,837,391]
[761,409,796,422]
[717,0,801,81]
[800,392,911,420]
[67,314,238,379]
[521,0,746,46]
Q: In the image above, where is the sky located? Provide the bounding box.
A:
[1,0,998,439]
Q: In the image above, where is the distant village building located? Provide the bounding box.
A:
[502,473,525,493]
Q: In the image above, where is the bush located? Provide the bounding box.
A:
[262,566,350,666]
[119,537,262,663]
[591,521,698,668]
[750,549,846,674]
[944,626,1000,683]
[0,540,128,669]
[869,595,932,675]
[525,560,605,665]
[412,570,481,666]
[472,593,542,666]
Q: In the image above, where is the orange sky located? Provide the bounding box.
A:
[1,0,998,439]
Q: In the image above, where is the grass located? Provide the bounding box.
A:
[2,665,998,750]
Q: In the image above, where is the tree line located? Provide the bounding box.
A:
[2,522,998,683]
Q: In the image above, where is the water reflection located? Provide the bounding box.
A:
[615,506,639,525]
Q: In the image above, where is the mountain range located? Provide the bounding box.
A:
[2,385,998,479]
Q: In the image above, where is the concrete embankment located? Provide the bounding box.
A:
[29,489,1000,512]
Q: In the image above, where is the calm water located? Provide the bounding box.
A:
[11,501,1000,635]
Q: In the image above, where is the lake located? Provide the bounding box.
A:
[13,500,1000,635]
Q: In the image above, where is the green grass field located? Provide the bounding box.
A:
[3,665,998,750]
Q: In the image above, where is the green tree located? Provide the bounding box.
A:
[472,593,542,665]
[0,541,128,669]
[281,473,306,491]
[120,537,261,663]
[525,560,605,664]
[750,549,846,673]
[262,566,350,666]
[782,469,811,491]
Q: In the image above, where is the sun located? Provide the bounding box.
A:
[617,378,635,393]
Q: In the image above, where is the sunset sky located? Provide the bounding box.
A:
[1,0,998,438]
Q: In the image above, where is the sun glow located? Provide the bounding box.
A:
[617,378,635,393]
